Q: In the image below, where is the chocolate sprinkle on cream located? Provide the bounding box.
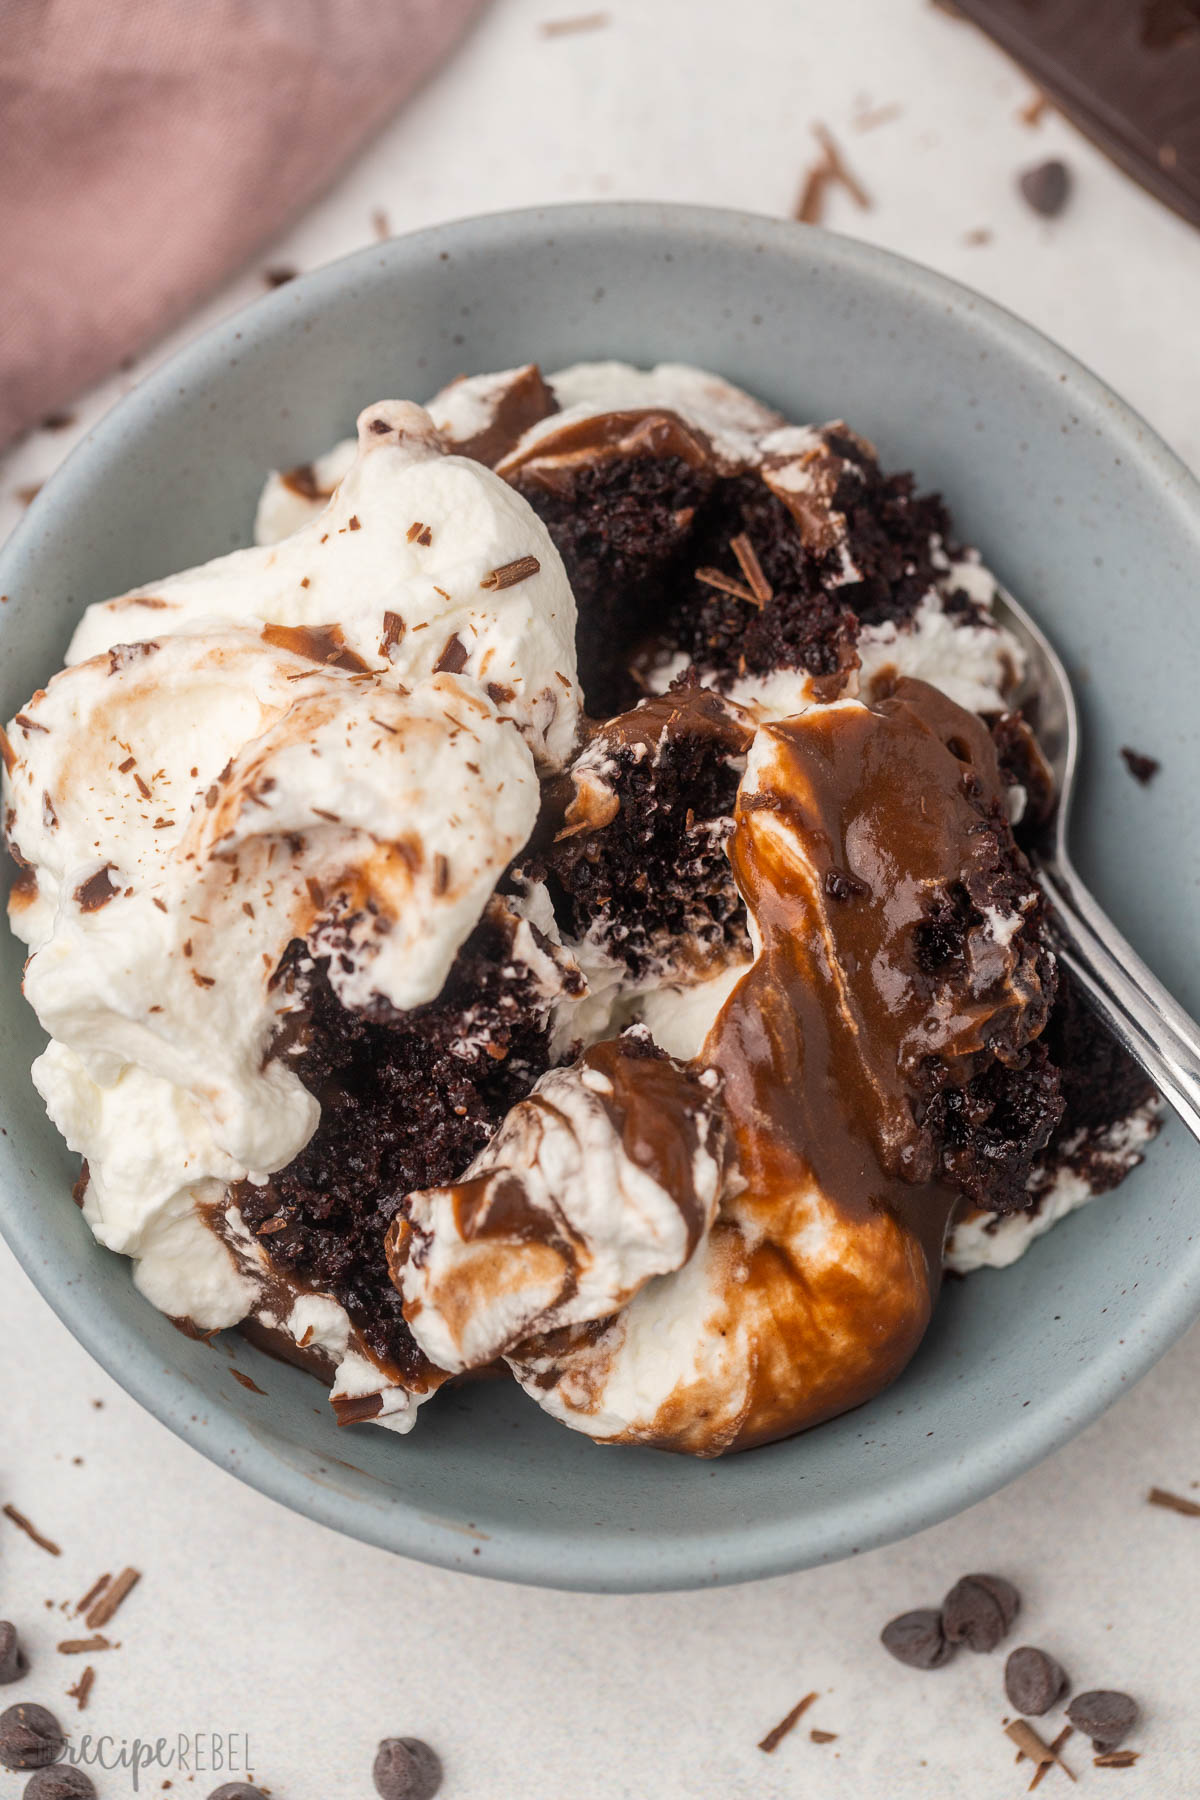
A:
[480,554,540,590]
[433,634,469,674]
[74,866,118,913]
[2,1505,61,1557]
[758,1691,818,1752]
[694,565,758,605]
[729,531,773,604]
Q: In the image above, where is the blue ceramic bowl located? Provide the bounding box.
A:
[2,204,1198,1591]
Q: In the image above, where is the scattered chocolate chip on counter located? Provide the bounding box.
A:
[208,1784,263,1799]
[0,1623,27,1686]
[0,1701,65,1771]
[1019,158,1072,216]
[881,1608,956,1670]
[1121,746,1161,785]
[373,1737,443,1800]
[39,412,76,433]
[942,1573,1020,1652]
[263,266,298,288]
[1005,1645,1069,1715]
[24,1766,97,1799]
[1066,1689,1139,1753]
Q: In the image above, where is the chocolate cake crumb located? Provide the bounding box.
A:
[2,1507,61,1557]
[1120,745,1160,785]
[758,1691,818,1752]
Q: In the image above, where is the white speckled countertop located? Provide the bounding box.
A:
[2,3,1198,1795]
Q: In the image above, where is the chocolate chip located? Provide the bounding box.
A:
[0,1703,64,1771]
[207,1787,261,1799]
[880,1609,955,1669]
[1019,158,1071,216]
[942,1573,1020,1652]
[1005,1646,1069,1715]
[1066,1689,1139,1752]
[0,1624,27,1685]
[373,1737,442,1800]
[23,1767,96,1799]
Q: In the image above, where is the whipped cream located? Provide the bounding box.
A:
[4,401,581,1417]
[392,1032,731,1373]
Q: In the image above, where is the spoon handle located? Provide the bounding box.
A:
[1036,858,1200,1142]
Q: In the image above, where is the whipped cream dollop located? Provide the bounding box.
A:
[5,401,580,1420]
[389,1029,732,1373]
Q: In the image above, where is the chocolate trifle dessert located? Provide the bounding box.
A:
[2,362,1159,1454]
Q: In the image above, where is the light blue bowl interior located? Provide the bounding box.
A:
[2,204,1197,1591]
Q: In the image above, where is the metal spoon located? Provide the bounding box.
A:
[991,583,1200,1140]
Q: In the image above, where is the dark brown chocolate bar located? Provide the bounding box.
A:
[955,0,1200,227]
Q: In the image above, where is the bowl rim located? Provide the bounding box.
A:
[3,199,1200,1592]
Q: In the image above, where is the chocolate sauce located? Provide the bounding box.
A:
[497,408,719,494]
[441,364,559,467]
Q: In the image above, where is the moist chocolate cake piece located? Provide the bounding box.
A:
[511,453,718,714]
[540,676,755,986]
[509,417,955,709]
[1034,964,1159,1193]
[238,896,579,1378]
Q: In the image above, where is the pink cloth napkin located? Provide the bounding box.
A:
[0,0,485,447]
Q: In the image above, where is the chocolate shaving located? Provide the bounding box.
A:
[406,521,428,542]
[1147,1484,1200,1516]
[1006,1719,1075,1787]
[795,123,873,221]
[1094,1750,1139,1767]
[695,565,758,605]
[433,853,450,896]
[3,1503,61,1556]
[379,611,405,656]
[1020,90,1051,126]
[84,1567,140,1630]
[57,1635,113,1654]
[758,1692,818,1754]
[347,515,361,531]
[810,1728,837,1743]
[231,1370,266,1395]
[0,725,15,772]
[75,1575,110,1618]
[41,410,76,430]
[540,10,610,33]
[263,266,297,288]
[13,712,49,734]
[481,555,541,590]
[729,532,773,604]
[66,1665,95,1710]
[433,634,469,674]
